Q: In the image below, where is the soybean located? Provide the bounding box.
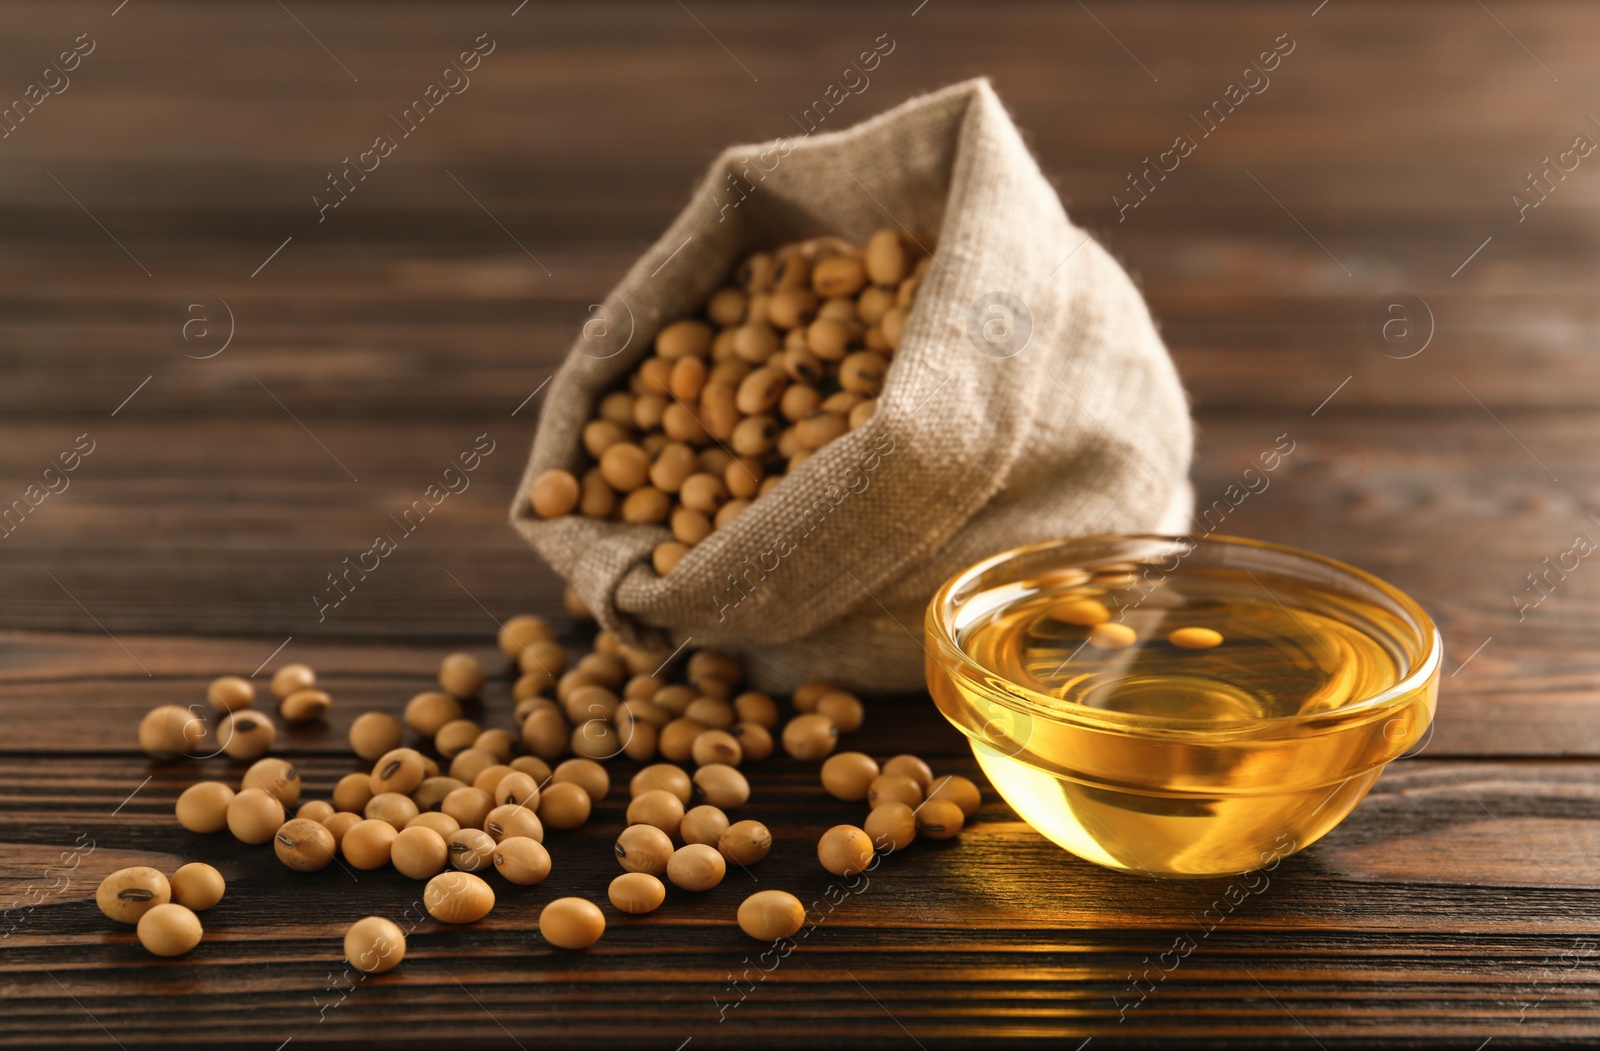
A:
[838,351,888,396]
[96,867,171,924]
[349,711,403,762]
[424,871,495,924]
[794,411,847,451]
[1169,626,1224,649]
[323,811,362,847]
[492,836,552,885]
[865,229,909,285]
[821,752,879,801]
[518,637,568,677]
[733,722,774,761]
[243,757,301,807]
[571,718,629,763]
[621,719,659,761]
[441,786,495,831]
[448,828,498,873]
[1089,622,1137,650]
[345,916,406,973]
[538,781,592,830]
[497,613,554,656]
[609,872,666,915]
[206,675,255,713]
[813,255,867,297]
[916,799,967,840]
[620,485,672,525]
[610,825,670,877]
[564,682,619,725]
[275,817,338,872]
[392,825,450,879]
[405,691,463,736]
[137,903,203,957]
[484,803,544,844]
[280,688,332,723]
[365,792,420,831]
[652,685,696,716]
[867,774,923,810]
[492,771,541,809]
[815,691,865,733]
[562,233,919,554]
[863,801,917,852]
[881,754,933,792]
[578,651,627,687]
[680,804,730,847]
[817,825,874,877]
[667,843,726,891]
[439,652,486,699]
[531,469,580,517]
[227,788,285,845]
[692,729,742,767]
[448,749,499,787]
[781,713,839,761]
[681,699,731,730]
[341,819,398,870]
[370,747,426,796]
[693,764,750,809]
[218,711,274,761]
[626,789,685,834]
[657,318,713,359]
[407,811,461,839]
[552,758,610,803]
[1049,598,1110,626]
[651,444,699,494]
[270,663,316,699]
[727,690,773,727]
[539,897,605,950]
[297,800,336,824]
[413,776,466,813]
[333,772,375,814]
[509,755,553,783]
[653,541,690,576]
[658,718,706,762]
[927,774,982,817]
[631,764,693,805]
[738,890,806,942]
[792,680,835,712]
[169,863,225,911]
[176,781,235,833]
[719,820,772,866]
[435,718,483,759]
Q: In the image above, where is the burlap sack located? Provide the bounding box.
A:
[511,78,1193,692]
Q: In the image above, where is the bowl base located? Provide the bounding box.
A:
[972,741,1382,878]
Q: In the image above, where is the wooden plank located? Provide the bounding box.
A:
[2,757,1597,1046]
[1,410,1595,757]
[3,274,1599,417]
[0,3,1595,417]
[2,0,1597,1044]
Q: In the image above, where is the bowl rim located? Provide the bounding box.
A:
[926,533,1443,740]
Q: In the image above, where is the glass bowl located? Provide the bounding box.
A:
[925,534,1440,877]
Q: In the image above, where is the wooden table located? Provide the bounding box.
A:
[4,1,1598,1045]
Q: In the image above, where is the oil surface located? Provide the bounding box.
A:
[974,568,1402,722]
[932,563,1435,876]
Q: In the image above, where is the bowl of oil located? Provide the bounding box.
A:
[925,534,1440,877]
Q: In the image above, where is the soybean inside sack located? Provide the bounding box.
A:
[512,78,1193,692]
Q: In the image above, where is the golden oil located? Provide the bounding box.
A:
[928,542,1438,877]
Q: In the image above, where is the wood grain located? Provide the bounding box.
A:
[5,756,1600,1047]
[2,0,1598,1046]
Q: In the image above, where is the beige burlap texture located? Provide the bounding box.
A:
[511,78,1194,692]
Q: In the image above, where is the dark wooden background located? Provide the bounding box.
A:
[3,1,1599,1046]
